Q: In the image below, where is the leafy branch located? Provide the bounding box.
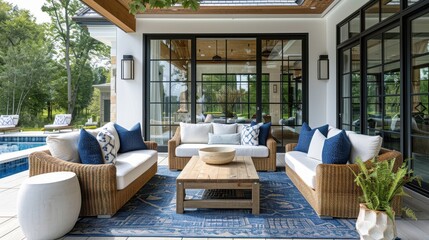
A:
[128,0,200,15]
[350,157,422,221]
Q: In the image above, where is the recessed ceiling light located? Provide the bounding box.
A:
[310,6,316,10]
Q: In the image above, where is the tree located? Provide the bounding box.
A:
[0,1,54,117]
[129,0,199,14]
[43,0,109,116]
[0,41,53,115]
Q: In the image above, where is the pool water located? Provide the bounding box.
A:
[0,143,45,154]
[0,136,47,178]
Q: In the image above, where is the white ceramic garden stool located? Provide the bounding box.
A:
[17,171,81,240]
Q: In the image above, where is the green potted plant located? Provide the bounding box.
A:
[351,157,421,240]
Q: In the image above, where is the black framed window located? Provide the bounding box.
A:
[366,26,401,151]
[340,44,361,132]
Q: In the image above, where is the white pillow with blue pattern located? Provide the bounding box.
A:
[241,123,261,146]
[96,129,117,164]
[0,116,14,126]
[53,114,69,125]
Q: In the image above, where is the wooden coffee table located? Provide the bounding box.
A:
[176,155,260,214]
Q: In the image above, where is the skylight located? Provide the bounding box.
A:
[199,0,302,7]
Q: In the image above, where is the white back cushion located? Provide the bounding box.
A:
[212,123,237,134]
[180,122,212,143]
[348,133,383,163]
[46,132,81,163]
[327,127,342,138]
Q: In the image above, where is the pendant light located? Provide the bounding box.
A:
[212,40,222,61]
[262,40,271,58]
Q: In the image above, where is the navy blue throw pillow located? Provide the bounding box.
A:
[294,122,329,153]
[322,130,351,164]
[78,129,103,164]
[114,123,147,153]
[251,121,271,146]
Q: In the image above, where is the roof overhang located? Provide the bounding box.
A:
[93,83,111,92]
[81,0,136,32]
[79,0,341,33]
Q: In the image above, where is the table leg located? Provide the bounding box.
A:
[176,181,185,214]
[252,181,260,214]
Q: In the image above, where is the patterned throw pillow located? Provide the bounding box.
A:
[53,114,68,125]
[0,116,14,126]
[241,124,261,146]
[97,129,117,164]
[251,121,271,146]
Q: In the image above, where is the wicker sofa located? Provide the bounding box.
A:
[285,133,403,218]
[168,124,277,171]
[29,129,158,218]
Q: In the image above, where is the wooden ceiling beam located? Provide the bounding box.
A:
[81,0,136,32]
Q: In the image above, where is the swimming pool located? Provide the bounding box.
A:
[0,136,47,178]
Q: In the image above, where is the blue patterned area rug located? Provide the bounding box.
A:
[69,166,359,239]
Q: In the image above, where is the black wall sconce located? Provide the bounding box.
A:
[121,55,134,80]
[318,55,329,80]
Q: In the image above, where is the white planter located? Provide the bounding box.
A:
[356,203,396,240]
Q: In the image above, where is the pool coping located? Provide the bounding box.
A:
[0,145,49,164]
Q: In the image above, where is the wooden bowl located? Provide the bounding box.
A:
[198,147,236,165]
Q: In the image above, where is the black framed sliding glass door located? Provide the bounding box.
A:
[337,0,429,196]
[145,34,308,151]
[410,12,429,192]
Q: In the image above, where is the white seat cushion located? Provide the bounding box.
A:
[44,124,70,128]
[115,149,157,190]
[285,151,320,189]
[0,125,16,128]
[176,144,269,158]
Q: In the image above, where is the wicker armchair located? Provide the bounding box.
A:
[29,141,158,218]
[168,127,277,171]
[285,143,403,218]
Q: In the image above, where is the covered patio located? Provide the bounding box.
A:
[2,0,429,239]
[1,153,429,239]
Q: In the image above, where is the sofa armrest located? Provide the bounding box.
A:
[168,127,181,159]
[315,149,403,198]
[144,141,158,151]
[29,150,117,215]
[266,136,277,154]
[285,143,297,152]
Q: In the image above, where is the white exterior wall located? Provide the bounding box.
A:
[116,30,143,128]
[325,0,370,126]
[115,7,373,128]
[116,18,327,127]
